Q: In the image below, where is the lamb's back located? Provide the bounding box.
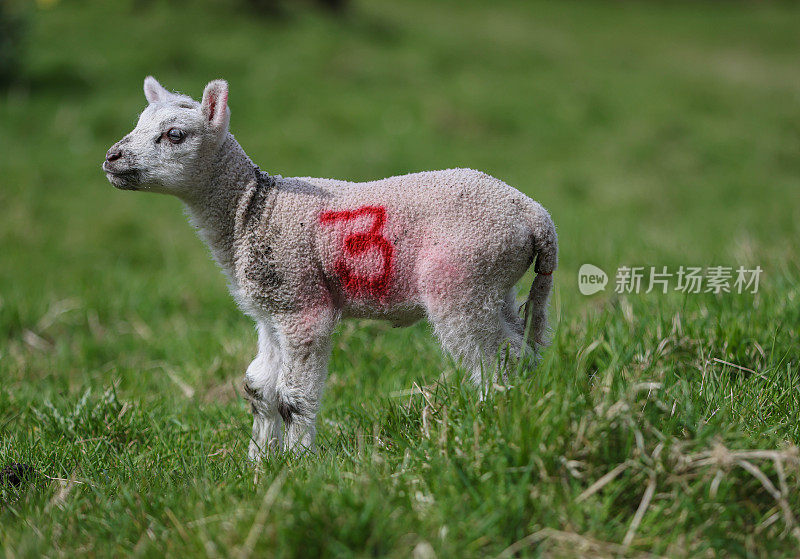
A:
[295,168,531,231]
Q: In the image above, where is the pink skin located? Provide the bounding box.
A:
[315,204,479,328]
[414,249,465,306]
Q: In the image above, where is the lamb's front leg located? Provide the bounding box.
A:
[244,320,283,462]
[273,305,337,454]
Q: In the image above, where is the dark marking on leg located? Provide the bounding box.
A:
[278,400,299,424]
[243,380,267,416]
[243,380,260,401]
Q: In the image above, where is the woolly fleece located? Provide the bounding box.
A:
[103,77,558,456]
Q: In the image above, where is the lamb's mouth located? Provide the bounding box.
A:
[104,167,141,190]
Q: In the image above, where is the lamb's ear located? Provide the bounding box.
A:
[143,76,170,104]
[200,79,230,132]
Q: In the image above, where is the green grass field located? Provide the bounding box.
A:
[1,0,800,556]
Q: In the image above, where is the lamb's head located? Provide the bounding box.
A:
[103,77,230,196]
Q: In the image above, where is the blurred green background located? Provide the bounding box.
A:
[2,0,798,393]
[1,0,799,556]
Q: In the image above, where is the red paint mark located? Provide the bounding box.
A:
[319,206,394,300]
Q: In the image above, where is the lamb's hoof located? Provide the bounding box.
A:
[282,440,317,456]
[248,439,281,464]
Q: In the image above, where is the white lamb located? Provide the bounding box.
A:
[102,77,558,458]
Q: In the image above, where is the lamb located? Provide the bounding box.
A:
[102,77,558,458]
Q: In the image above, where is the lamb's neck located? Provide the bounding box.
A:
[182,134,258,276]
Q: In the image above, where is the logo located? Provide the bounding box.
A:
[577,264,762,295]
[578,263,608,295]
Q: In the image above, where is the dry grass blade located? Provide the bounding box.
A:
[495,527,665,559]
[165,508,191,544]
[736,459,798,538]
[622,474,657,549]
[36,298,81,331]
[711,357,771,382]
[737,459,781,500]
[155,362,196,398]
[577,461,631,503]
[22,329,53,352]
[238,470,287,559]
[45,470,82,511]
[685,445,800,468]
[678,444,800,541]
[413,381,436,410]
[132,518,157,554]
[388,387,423,398]
[711,357,756,375]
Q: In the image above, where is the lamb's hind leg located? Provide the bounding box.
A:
[245,320,283,462]
[502,287,524,339]
[426,288,524,396]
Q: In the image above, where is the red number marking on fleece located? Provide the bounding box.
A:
[319,206,395,300]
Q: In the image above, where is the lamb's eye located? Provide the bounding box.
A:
[166,128,186,144]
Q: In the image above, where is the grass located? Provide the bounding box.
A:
[1,0,799,556]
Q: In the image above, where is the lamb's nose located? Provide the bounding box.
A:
[106,148,122,162]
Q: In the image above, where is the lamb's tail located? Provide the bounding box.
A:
[521,200,558,349]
